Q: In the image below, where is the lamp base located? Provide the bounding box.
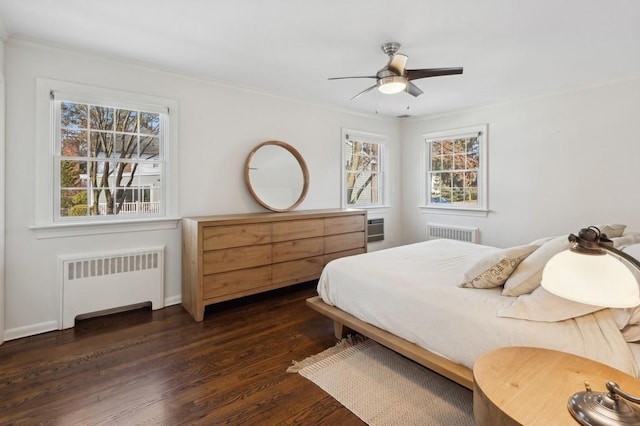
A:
[568,390,640,425]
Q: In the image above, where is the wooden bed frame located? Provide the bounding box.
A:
[306,296,474,389]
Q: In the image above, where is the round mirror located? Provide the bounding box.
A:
[244,141,309,212]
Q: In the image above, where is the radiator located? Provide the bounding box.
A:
[427,224,479,243]
[59,246,165,329]
[367,218,384,242]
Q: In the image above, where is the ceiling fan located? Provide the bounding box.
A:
[329,42,463,101]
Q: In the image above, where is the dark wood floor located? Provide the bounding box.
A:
[0,282,365,425]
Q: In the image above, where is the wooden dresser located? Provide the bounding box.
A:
[181,209,367,321]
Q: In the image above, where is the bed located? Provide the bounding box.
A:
[307,232,640,390]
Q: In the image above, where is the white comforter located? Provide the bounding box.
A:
[318,239,639,377]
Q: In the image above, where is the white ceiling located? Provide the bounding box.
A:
[0,0,639,118]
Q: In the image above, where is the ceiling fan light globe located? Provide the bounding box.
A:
[378,76,407,94]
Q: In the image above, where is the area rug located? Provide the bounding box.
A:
[288,337,474,426]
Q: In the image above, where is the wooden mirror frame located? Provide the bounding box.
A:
[244,140,310,212]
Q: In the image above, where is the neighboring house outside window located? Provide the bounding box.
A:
[34,79,178,238]
[423,124,488,216]
[342,129,387,208]
[57,100,164,220]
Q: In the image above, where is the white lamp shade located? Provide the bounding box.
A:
[542,250,640,308]
[378,76,407,94]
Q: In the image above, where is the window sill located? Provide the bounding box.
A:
[419,206,489,218]
[30,217,181,239]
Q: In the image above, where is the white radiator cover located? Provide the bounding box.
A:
[59,246,165,329]
[427,224,479,244]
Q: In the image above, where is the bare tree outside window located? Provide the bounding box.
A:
[343,130,385,207]
[59,101,163,218]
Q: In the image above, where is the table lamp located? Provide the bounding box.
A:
[542,226,640,426]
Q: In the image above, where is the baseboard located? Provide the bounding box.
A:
[4,320,59,341]
[4,297,182,341]
[164,295,181,307]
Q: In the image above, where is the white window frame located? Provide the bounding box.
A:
[32,79,179,238]
[421,124,488,217]
[341,128,389,209]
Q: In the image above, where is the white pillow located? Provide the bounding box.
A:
[621,324,640,342]
[528,235,557,246]
[459,244,537,289]
[623,242,640,259]
[612,233,640,249]
[611,306,640,342]
[611,308,633,329]
[498,286,604,322]
[502,236,571,296]
[616,305,640,342]
[597,224,626,238]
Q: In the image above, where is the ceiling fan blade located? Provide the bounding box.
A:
[407,82,423,97]
[351,84,377,101]
[328,76,377,80]
[388,54,408,74]
[406,67,463,80]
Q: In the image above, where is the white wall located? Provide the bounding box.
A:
[0,37,5,344]
[4,39,401,339]
[401,78,640,248]
[10,37,639,340]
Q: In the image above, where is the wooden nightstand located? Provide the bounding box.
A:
[473,346,640,425]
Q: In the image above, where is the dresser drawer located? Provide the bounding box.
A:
[272,219,324,242]
[203,223,271,250]
[324,248,366,265]
[324,232,365,254]
[203,265,272,299]
[324,215,365,235]
[182,209,367,321]
[203,245,272,274]
[272,237,324,263]
[272,256,324,285]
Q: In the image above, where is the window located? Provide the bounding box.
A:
[342,129,387,208]
[57,101,164,219]
[34,79,178,237]
[424,124,488,214]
